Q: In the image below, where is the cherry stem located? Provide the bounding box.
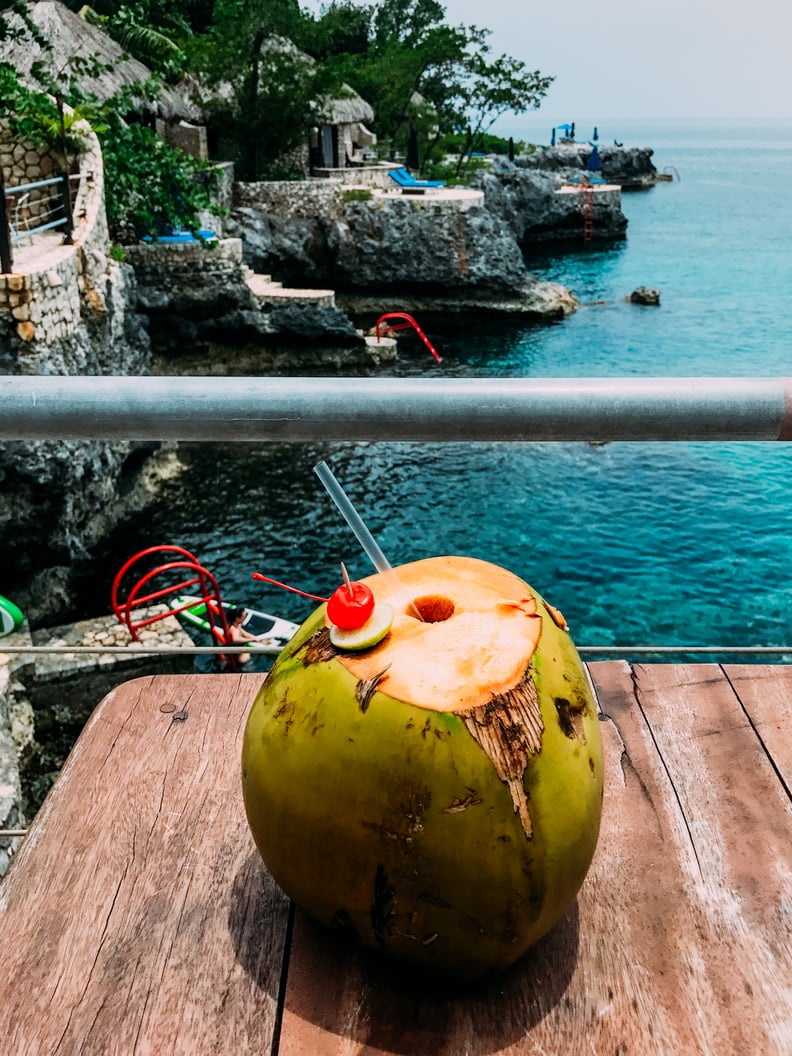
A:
[340,561,354,598]
[251,572,329,602]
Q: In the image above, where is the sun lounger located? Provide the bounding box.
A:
[388,167,445,190]
[142,229,217,243]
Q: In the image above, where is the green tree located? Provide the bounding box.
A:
[97,108,217,240]
[0,55,216,240]
[301,0,551,176]
[189,0,328,179]
[419,29,553,176]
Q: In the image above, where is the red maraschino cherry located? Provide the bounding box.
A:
[326,563,374,630]
[252,563,375,632]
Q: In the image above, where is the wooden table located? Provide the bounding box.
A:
[1,665,790,1056]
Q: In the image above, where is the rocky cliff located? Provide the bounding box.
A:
[228,181,582,318]
[516,144,658,189]
[476,166,628,247]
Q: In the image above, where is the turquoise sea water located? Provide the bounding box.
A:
[96,120,792,658]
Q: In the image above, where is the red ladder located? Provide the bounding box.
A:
[375,312,442,362]
[111,545,235,665]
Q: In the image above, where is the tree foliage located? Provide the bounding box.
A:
[0,64,216,241]
[0,0,554,225]
[96,106,217,240]
[300,0,552,176]
[186,0,331,179]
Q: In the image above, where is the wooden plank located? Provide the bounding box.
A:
[276,662,792,1056]
[722,664,792,791]
[0,674,289,1056]
[626,663,792,1052]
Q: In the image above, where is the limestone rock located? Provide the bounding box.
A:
[327,195,528,295]
[267,301,360,343]
[629,286,661,305]
[476,168,628,245]
[516,144,658,189]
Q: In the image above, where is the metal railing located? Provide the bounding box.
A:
[0,173,77,271]
[0,375,790,442]
[1,375,790,661]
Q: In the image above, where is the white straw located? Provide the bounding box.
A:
[314,461,394,575]
[313,461,423,620]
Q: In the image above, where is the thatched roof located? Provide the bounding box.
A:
[325,91,374,127]
[1,6,374,129]
[0,1,201,122]
[257,34,374,127]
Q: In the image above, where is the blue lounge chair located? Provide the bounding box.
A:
[388,167,445,190]
[142,228,217,243]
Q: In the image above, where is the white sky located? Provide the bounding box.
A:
[440,0,792,124]
[303,0,792,126]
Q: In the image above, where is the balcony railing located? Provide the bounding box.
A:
[0,173,77,271]
[1,374,790,660]
[0,375,790,442]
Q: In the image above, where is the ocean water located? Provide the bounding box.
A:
[93,120,792,659]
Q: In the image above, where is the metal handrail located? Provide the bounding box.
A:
[2,171,77,263]
[1,645,789,657]
[0,376,790,442]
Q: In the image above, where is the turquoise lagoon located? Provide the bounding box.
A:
[93,120,792,658]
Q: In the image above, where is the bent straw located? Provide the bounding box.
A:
[313,460,423,620]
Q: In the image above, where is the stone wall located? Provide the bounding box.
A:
[124,234,245,287]
[0,124,57,187]
[234,176,346,219]
[0,120,58,237]
[0,113,121,354]
[0,107,155,618]
[312,164,396,188]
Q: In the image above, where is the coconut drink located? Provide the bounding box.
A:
[241,553,603,982]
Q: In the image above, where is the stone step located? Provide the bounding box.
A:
[246,273,335,309]
[26,607,194,682]
[242,267,273,284]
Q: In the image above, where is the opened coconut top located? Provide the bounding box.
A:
[326,555,543,713]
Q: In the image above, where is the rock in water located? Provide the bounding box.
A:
[630,286,661,305]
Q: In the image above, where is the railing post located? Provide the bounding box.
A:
[59,171,74,245]
[0,167,14,273]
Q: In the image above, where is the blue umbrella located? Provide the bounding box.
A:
[587,144,601,172]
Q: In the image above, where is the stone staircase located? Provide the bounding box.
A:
[243,266,336,309]
[240,264,398,360]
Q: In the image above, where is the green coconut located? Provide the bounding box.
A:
[241,555,603,981]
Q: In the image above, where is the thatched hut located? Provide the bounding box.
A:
[314,90,376,169]
[0,1,205,149]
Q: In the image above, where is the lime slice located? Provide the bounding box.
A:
[329,602,394,651]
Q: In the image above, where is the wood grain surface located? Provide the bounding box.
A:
[277,662,792,1056]
[0,673,288,1056]
[1,665,790,1056]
